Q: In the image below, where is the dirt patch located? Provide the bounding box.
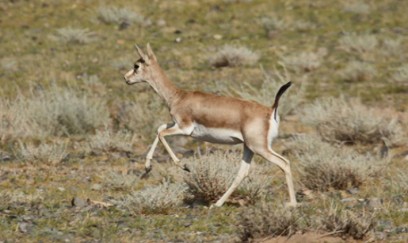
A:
[257,232,357,243]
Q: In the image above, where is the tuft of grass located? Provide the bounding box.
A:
[10,86,109,138]
[15,141,68,164]
[289,135,384,191]
[97,6,145,26]
[343,1,371,15]
[102,171,140,191]
[339,61,376,82]
[0,57,18,73]
[184,151,270,205]
[50,27,98,44]
[209,45,260,68]
[392,64,408,84]
[280,49,326,73]
[339,33,378,54]
[320,204,375,240]
[382,38,402,56]
[238,203,309,241]
[88,129,135,153]
[301,97,404,145]
[119,181,187,214]
[232,67,305,117]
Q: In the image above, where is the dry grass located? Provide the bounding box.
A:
[343,1,371,15]
[289,135,384,191]
[88,129,135,153]
[15,141,68,164]
[280,49,326,73]
[301,97,404,145]
[97,6,146,26]
[339,61,376,82]
[209,45,260,68]
[239,203,306,241]
[339,33,378,54]
[119,181,187,214]
[50,27,98,44]
[319,204,375,240]
[102,171,140,191]
[184,151,270,205]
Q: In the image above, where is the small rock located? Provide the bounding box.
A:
[175,37,182,43]
[71,197,88,207]
[57,187,65,192]
[213,34,222,40]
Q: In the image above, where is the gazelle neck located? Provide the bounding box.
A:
[147,65,180,107]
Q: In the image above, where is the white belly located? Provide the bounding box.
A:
[190,123,243,144]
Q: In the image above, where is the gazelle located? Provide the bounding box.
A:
[124,43,297,207]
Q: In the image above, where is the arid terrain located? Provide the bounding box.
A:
[0,0,407,242]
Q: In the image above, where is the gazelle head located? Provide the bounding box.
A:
[124,43,158,85]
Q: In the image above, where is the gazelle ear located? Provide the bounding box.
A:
[135,44,148,61]
[146,43,157,62]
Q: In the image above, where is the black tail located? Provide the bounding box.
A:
[272,81,292,121]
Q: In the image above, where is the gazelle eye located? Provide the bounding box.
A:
[134,64,139,70]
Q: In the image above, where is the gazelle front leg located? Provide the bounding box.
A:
[144,123,170,174]
[158,123,191,172]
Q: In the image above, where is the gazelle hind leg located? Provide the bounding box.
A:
[258,148,297,206]
[213,145,254,207]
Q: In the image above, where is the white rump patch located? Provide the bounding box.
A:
[267,110,279,147]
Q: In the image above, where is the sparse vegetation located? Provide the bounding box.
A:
[339,33,378,54]
[289,135,382,191]
[301,97,404,145]
[281,50,326,73]
[119,181,187,214]
[97,6,146,26]
[339,61,376,82]
[184,151,270,205]
[0,0,407,241]
[209,45,260,68]
[15,141,68,164]
[50,27,98,44]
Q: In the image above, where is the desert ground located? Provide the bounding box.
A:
[0,0,407,242]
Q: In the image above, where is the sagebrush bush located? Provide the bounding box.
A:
[239,203,308,241]
[7,86,109,138]
[209,45,260,68]
[88,129,135,153]
[343,1,371,15]
[50,27,97,44]
[102,171,140,191]
[281,50,325,73]
[289,135,383,191]
[184,151,270,205]
[320,205,375,240]
[382,38,402,56]
[339,61,376,82]
[301,97,403,145]
[0,57,18,73]
[232,68,304,117]
[339,33,378,54]
[97,6,145,26]
[15,141,68,164]
[120,181,187,214]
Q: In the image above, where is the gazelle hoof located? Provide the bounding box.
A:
[140,165,152,179]
[284,201,299,208]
